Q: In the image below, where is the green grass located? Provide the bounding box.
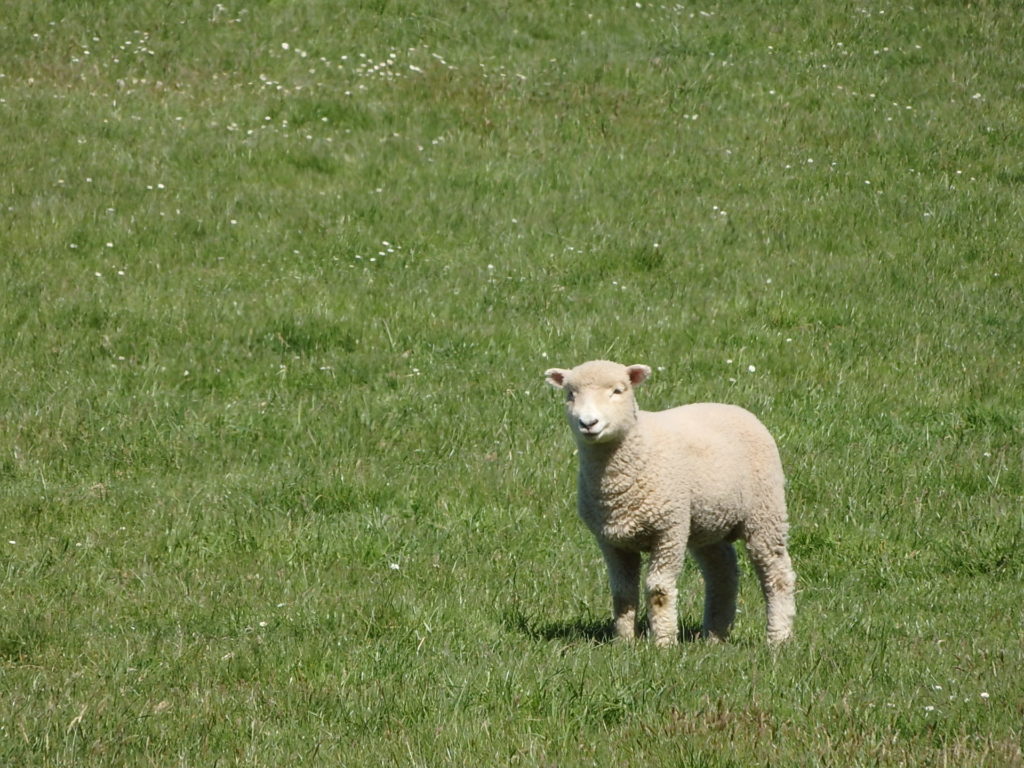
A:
[1,0,1022,765]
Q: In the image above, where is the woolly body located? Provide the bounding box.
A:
[545,360,796,645]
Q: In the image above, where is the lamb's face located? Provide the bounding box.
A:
[544,360,651,445]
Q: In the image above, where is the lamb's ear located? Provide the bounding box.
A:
[544,368,570,389]
[626,364,652,386]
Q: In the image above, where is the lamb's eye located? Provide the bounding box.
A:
[566,390,576,402]
[612,387,624,396]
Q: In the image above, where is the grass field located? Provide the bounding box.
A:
[1,0,1022,765]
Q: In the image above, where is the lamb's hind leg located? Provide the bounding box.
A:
[746,532,796,645]
[691,541,739,642]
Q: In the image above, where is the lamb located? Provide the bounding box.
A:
[544,360,795,646]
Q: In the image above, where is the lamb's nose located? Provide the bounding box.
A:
[578,416,599,430]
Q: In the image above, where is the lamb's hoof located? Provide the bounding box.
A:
[612,617,638,642]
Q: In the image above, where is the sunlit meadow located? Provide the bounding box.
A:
[1,1,1022,765]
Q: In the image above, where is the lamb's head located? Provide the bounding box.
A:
[544,360,651,445]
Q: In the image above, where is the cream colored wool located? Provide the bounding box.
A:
[544,360,795,645]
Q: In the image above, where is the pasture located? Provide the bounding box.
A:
[1,1,1021,765]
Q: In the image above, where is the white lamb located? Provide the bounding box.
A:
[544,360,795,645]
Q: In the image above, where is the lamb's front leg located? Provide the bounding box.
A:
[647,536,685,646]
[600,544,641,641]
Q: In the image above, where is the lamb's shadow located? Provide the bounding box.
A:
[521,616,617,645]
[506,609,702,645]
